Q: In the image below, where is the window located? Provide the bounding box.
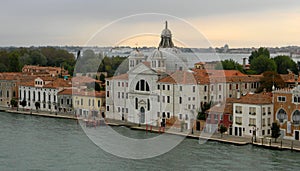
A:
[293,96,300,103]
[236,84,239,89]
[277,96,286,102]
[211,85,214,91]
[235,117,242,125]
[245,83,247,89]
[135,80,150,92]
[268,107,271,115]
[229,84,232,90]
[188,97,191,101]
[192,97,195,101]
[88,99,91,106]
[157,112,160,117]
[219,85,221,91]
[219,95,221,99]
[147,99,150,111]
[185,114,188,120]
[122,82,124,87]
[179,86,182,91]
[163,85,165,90]
[167,112,170,118]
[249,107,256,115]
[107,105,109,111]
[107,91,109,97]
[162,112,166,118]
[98,100,100,107]
[135,98,138,109]
[179,114,182,120]
[118,107,120,112]
[277,108,287,123]
[262,118,266,126]
[193,86,195,92]
[167,96,170,103]
[61,99,64,105]
[122,92,124,99]
[204,86,207,92]
[157,84,160,90]
[262,107,266,115]
[162,96,165,103]
[292,110,300,124]
[118,82,120,87]
[126,108,128,113]
[126,93,128,99]
[118,92,120,98]
[106,81,109,86]
[267,118,271,126]
[167,85,170,91]
[179,97,182,104]
[81,99,83,106]
[158,96,160,102]
[249,118,256,126]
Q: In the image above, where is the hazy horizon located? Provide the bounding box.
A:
[1,0,300,48]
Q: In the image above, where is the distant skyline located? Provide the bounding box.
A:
[1,0,300,48]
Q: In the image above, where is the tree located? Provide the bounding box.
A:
[257,71,286,92]
[0,63,8,72]
[197,102,212,120]
[99,73,105,83]
[30,50,47,66]
[219,125,227,138]
[215,59,244,73]
[271,122,281,142]
[10,98,18,108]
[250,55,276,74]
[20,99,27,110]
[8,51,21,72]
[249,47,270,64]
[273,55,298,74]
[35,101,40,111]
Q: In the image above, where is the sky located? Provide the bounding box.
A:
[1,0,300,48]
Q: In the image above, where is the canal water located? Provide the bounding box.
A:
[0,112,299,171]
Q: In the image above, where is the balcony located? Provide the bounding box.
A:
[249,112,256,116]
[248,124,256,127]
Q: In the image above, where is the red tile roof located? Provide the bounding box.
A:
[230,93,273,104]
[72,76,101,84]
[106,73,128,80]
[158,70,197,84]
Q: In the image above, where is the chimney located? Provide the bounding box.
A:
[242,58,247,69]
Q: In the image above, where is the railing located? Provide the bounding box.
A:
[235,122,242,125]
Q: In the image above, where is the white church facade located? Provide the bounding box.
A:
[105,21,261,130]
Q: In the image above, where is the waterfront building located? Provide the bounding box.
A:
[0,73,22,107]
[18,77,71,112]
[273,85,300,140]
[232,93,273,137]
[72,89,105,119]
[205,100,233,133]
[57,89,73,114]
[106,22,262,130]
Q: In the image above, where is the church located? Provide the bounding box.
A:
[105,21,262,132]
[105,21,200,129]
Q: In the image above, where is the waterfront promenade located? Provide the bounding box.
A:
[1,107,300,152]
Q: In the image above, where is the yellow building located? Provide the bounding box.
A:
[72,89,106,119]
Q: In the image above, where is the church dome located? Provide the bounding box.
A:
[150,49,164,59]
[161,28,172,37]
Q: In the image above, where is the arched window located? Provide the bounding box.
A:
[135,80,150,92]
[23,90,26,100]
[292,110,300,125]
[277,108,287,123]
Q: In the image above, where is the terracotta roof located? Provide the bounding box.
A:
[0,72,23,81]
[230,93,273,104]
[44,78,72,88]
[142,61,151,68]
[72,76,101,84]
[106,73,128,80]
[207,102,233,114]
[158,70,197,84]
[72,90,105,98]
[58,89,73,95]
[194,62,205,65]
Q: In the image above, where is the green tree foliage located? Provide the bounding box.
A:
[250,55,276,74]
[35,101,40,111]
[0,47,75,75]
[197,101,212,120]
[273,55,298,74]
[219,125,227,138]
[20,99,27,109]
[215,59,244,72]
[30,50,47,66]
[8,51,21,72]
[10,98,18,107]
[257,71,285,92]
[271,122,281,142]
[99,73,105,83]
[249,47,270,64]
